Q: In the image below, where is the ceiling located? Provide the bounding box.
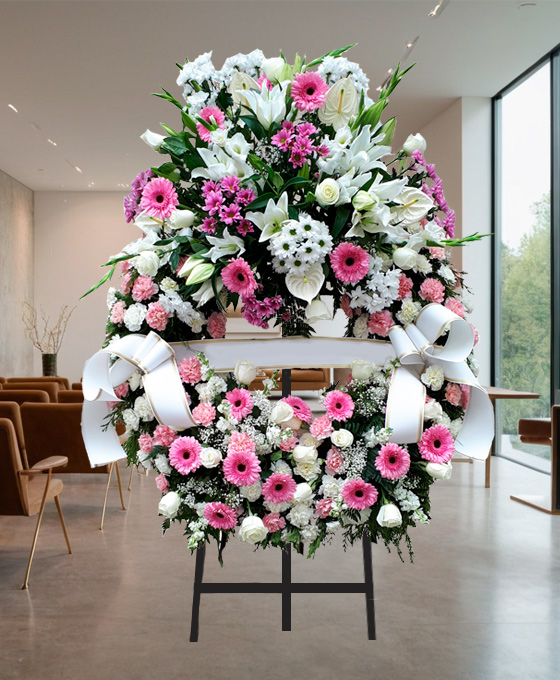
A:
[1,0,559,192]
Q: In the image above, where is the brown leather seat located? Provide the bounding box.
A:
[0,401,28,468]
[58,390,84,403]
[518,417,551,446]
[0,418,71,588]
[8,376,70,390]
[0,389,50,405]
[3,382,59,402]
[71,382,83,390]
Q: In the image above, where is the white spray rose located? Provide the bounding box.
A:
[393,247,417,271]
[168,209,195,230]
[158,491,181,519]
[270,401,294,425]
[133,251,160,277]
[292,445,318,466]
[199,447,222,469]
[140,129,166,151]
[238,516,268,544]
[426,462,453,479]
[351,359,376,381]
[315,178,340,206]
[262,57,286,82]
[403,133,427,156]
[234,359,257,385]
[331,429,354,448]
[376,504,403,528]
[292,482,314,504]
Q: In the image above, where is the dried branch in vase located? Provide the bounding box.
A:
[21,302,75,354]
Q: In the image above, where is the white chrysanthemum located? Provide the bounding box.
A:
[421,365,445,391]
[220,49,264,81]
[122,408,140,432]
[106,287,117,309]
[349,258,400,314]
[353,313,369,339]
[177,51,218,88]
[269,214,333,275]
[287,504,313,528]
[123,303,146,332]
[154,454,172,475]
[134,395,154,422]
[318,56,370,93]
[240,482,262,502]
[128,370,142,392]
[396,299,421,325]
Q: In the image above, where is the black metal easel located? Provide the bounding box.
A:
[189,369,377,641]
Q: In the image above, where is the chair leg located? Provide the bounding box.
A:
[128,464,135,492]
[100,463,114,531]
[114,461,126,511]
[54,495,72,554]
[21,470,52,590]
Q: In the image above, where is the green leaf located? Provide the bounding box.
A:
[297,165,310,180]
[244,192,276,211]
[163,136,189,156]
[181,111,198,134]
[355,99,387,130]
[306,43,356,69]
[80,265,115,299]
[332,206,351,238]
[160,123,178,137]
[240,115,266,139]
[170,249,180,272]
[281,176,310,191]
[272,172,284,191]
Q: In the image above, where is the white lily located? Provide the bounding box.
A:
[406,220,446,251]
[392,187,434,225]
[228,71,260,109]
[245,192,289,242]
[191,147,237,181]
[305,298,332,323]
[191,277,224,307]
[205,228,245,262]
[286,262,324,303]
[335,168,372,206]
[140,129,166,151]
[225,132,251,162]
[133,211,161,235]
[318,77,359,130]
[240,82,287,130]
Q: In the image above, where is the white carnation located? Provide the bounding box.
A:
[128,370,142,392]
[396,299,421,325]
[413,254,432,275]
[264,500,291,513]
[421,365,445,391]
[449,418,463,438]
[326,520,341,533]
[295,459,323,482]
[271,460,292,476]
[240,482,262,502]
[154,454,172,475]
[134,395,154,422]
[287,504,313,528]
[353,313,369,339]
[106,287,117,309]
[123,303,147,332]
[438,264,456,284]
[319,474,344,499]
[160,277,178,293]
[300,524,319,543]
[122,408,140,432]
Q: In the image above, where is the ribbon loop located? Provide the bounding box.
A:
[132,331,174,373]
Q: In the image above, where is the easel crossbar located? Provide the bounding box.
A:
[197,582,370,594]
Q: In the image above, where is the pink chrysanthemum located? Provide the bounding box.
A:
[315,498,334,519]
[262,513,286,533]
[153,425,177,448]
[178,356,202,385]
[324,391,354,422]
[155,474,169,493]
[132,275,158,302]
[341,479,378,510]
[110,301,126,324]
[262,473,297,504]
[203,502,238,530]
[196,106,226,142]
[221,175,241,195]
[310,415,334,439]
[223,450,261,486]
[418,424,455,463]
[445,383,462,407]
[330,242,370,283]
[219,203,242,225]
[368,310,394,337]
[398,274,413,300]
[281,396,312,424]
[291,72,329,112]
[228,431,256,455]
[419,278,445,304]
[204,190,223,215]
[139,177,179,220]
[138,433,154,453]
[326,447,345,475]
[444,297,465,318]
[207,312,227,339]
[375,443,411,480]
[146,301,170,332]
[169,436,202,475]
[192,403,216,427]
[221,257,258,297]
[237,188,256,206]
[226,388,254,420]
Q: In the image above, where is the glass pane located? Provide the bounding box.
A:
[498,62,551,465]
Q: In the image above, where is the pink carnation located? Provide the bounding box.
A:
[471,324,480,346]
[138,433,154,453]
[324,390,354,422]
[120,272,132,294]
[204,502,238,530]
[429,247,446,260]
[330,242,370,283]
[368,310,394,337]
[221,257,258,297]
[145,301,170,332]
[153,425,177,448]
[445,383,462,407]
[444,298,465,318]
[223,449,261,487]
[155,474,169,493]
[279,436,298,452]
[228,431,256,455]
[192,403,216,427]
[418,424,455,463]
[326,447,344,475]
[291,72,329,112]
[375,443,411,480]
[315,498,334,519]
[110,301,126,324]
[114,382,129,399]
[340,294,354,318]
[310,415,333,439]
[281,396,312,424]
[132,275,158,302]
[419,278,445,304]
[169,436,202,475]
[460,385,470,410]
[139,177,178,220]
[178,356,202,384]
[341,479,378,511]
[226,388,254,420]
[262,513,286,533]
[262,473,297,504]
[398,274,413,300]
[207,312,227,339]
[196,106,226,142]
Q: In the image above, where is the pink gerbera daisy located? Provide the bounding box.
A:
[375,443,411,480]
[169,436,202,475]
[330,242,370,283]
[192,403,216,427]
[418,424,455,463]
[281,396,312,424]
[226,388,254,420]
[324,390,354,422]
[262,473,297,504]
[262,513,286,533]
[223,449,261,486]
[139,177,179,220]
[341,479,378,510]
[291,72,329,112]
[203,502,238,530]
[221,257,258,297]
[196,105,226,142]
[310,415,333,439]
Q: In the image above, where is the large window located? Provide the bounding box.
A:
[493,50,560,469]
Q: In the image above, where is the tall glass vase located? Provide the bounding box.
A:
[42,353,57,377]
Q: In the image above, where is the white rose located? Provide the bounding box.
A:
[423,398,443,421]
[158,491,181,519]
[168,209,195,230]
[292,445,318,466]
[292,482,314,504]
[376,504,402,528]
[392,247,417,271]
[199,447,222,469]
[351,359,376,381]
[133,250,160,277]
[262,57,286,82]
[315,178,340,206]
[270,401,294,425]
[305,298,332,324]
[403,133,427,156]
[421,365,445,391]
[426,462,453,480]
[123,303,146,332]
[353,313,369,339]
[331,429,354,448]
[140,129,166,151]
[234,359,257,385]
[238,516,268,544]
[240,481,262,502]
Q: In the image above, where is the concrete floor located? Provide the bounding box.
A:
[1,457,559,680]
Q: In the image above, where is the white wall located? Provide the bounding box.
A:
[33,192,135,383]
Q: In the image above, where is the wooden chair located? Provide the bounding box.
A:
[3,382,59,402]
[0,377,6,384]
[0,390,49,405]
[8,376,70,390]
[58,390,84,403]
[20,403,126,529]
[71,382,83,391]
[0,401,29,468]
[0,418,72,589]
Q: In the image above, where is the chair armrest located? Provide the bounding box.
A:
[20,456,69,474]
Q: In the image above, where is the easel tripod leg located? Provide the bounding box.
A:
[190,544,206,642]
[282,545,292,631]
[362,533,376,640]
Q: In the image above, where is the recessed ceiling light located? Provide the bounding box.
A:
[47,139,57,146]
[30,122,41,130]
[75,166,83,174]
[518,2,536,8]
[37,168,44,172]
[8,104,18,113]
[429,0,450,18]
[376,86,382,92]
[406,36,419,50]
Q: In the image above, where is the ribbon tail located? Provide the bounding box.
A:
[143,357,197,431]
[385,367,426,444]
[81,400,127,467]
